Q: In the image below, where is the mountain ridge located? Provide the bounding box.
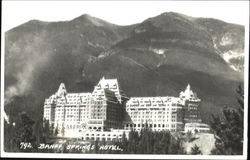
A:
[5,12,244,123]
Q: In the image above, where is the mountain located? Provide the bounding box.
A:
[5,14,135,100]
[195,18,245,72]
[4,12,244,123]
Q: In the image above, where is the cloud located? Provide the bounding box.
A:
[4,62,35,104]
[4,31,52,104]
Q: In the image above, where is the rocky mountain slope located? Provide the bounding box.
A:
[195,18,245,72]
[5,12,244,123]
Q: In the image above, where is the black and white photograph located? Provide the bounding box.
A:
[1,1,249,159]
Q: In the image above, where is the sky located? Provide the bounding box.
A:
[2,1,249,31]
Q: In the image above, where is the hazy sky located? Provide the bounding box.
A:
[2,1,249,31]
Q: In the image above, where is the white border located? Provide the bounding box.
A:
[0,153,248,159]
[243,2,249,157]
[1,1,249,159]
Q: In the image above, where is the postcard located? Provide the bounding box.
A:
[1,1,249,159]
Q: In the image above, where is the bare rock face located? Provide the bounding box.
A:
[195,18,244,72]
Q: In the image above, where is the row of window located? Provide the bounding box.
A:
[56,108,89,111]
[124,123,176,128]
[84,137,120,141]
[130,98,176,103]
[130,115,176,118]
[66,95,91,98]
[55,115,91,119]
[128,101,180,104]
[133,119,176,122]
[85,133,122,137]
[67,98,79,101]
[127,103,179,107]
[127,111,176,115]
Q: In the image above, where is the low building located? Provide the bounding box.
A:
[184,123,210,133]
[81,129,129,141]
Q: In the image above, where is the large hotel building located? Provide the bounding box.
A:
[43,77,209,140]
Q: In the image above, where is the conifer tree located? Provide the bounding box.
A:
[121,132,128,153]
[61,126,65,137]
[185,131,193,142]
[191,144,202,155]
[13,112,36,152]
[210,85,244,155]
[54,126,59,136]
[118,128,185,154]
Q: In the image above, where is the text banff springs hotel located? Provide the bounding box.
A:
[43,77,210,141]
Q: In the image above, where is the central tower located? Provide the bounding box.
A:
[179,84,202,123]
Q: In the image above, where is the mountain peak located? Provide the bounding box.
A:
[72,14,115,27]
[157,11,196,21]
[77,13,93,19]
[161,11,181,16]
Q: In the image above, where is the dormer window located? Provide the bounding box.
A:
[113,84,117,89]
[105,84,109,89]
[97,84,101,89]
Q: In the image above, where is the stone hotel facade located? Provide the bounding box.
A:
[123,84,202,132]
[43,77,209,139]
